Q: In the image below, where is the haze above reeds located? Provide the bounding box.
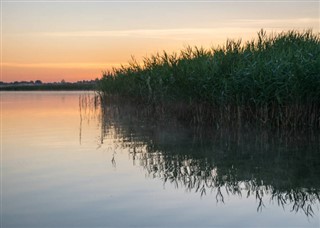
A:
[98,30,320,128]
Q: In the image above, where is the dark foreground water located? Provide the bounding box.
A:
[2,91,320,227]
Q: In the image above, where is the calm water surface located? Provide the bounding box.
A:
[2,91,320,227]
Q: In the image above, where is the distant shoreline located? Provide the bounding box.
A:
[1,81,97,91]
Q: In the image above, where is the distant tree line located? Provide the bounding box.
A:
[0,79,99,91]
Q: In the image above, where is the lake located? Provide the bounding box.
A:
[2,91,320,227]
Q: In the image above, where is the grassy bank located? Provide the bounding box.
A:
[98,30,320,128]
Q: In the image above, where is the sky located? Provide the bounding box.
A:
[1,0,319,82]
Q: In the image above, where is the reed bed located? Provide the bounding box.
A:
[98,30,320,128]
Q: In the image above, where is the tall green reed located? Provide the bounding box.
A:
[98,30,320,128]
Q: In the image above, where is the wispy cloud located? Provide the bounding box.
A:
[40,28,223,40]
[230,18,319,28]
[36,18,318,40]
[1,62,122,69]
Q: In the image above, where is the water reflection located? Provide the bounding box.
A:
[82,95,320,217]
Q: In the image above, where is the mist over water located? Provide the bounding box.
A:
[2,91,319,227]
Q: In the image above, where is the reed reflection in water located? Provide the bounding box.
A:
[81,94,320,218]
[2,92,319,227]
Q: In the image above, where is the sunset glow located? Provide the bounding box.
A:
[1,1,319,82]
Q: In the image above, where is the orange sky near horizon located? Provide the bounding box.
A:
[1,1,319,82]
